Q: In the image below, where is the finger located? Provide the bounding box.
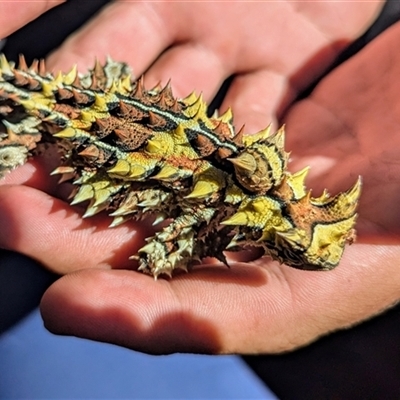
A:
[40,242,400,355]
[40,265,277,354]
[0,0,64,38]
[144,43,228,101]
[46,1,174,74]
[219,68,296,134]
[0,185,147,274]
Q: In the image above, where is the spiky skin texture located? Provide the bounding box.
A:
[0,54,360,278]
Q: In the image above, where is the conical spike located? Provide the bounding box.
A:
[80,110,95,123]
[63,65,78,85]
[129,165,147,179]
[152,165,180,180]
[152,213,166,226]
[228,153,256,173]
[41,82,54,97]
[93,189,112,207]
[195,133,212,149]
[149,80,162,93]
[133,76,145,99]
[93,59,104,79]
[233,124,245,145]
[270,125,285,148]
[109,215,129,228]
[292,166,309,183]
[95,117,110,133]
[72,72,82,88]
[108,80,118,94]
[6,128,19,141]
[118,100,131,116]
[221,212,248,226]
[243,124,272,146]
[121,74,132,92]
[193,96,208,118]
[73,170,96,185]
[226,233,244,249]
[116,78,126,94]
[287,166,309,199]
[185,181,214,199]
[256,125,273,142]
[211,109,219,118]
[171,98,180,113]
[18,54,28,71]
[12,70,29,86]
[298,190,312,206]
[93,93,107,110]
[53,127,76,139]
[42,113,65,123]
[138,198,158,207]
[79,145,100,160]
[182,91,198,105]
[157,84,171,108]
[29,59,39,74]
[82,201,107,218]
[109,193,139,216]
[67,187,79,200]
[39,59,46,76]
[17,99,36,110]
[146,138,164,153]
[148,110,165,127]
[58,172,75,184]
[27,77,40,90]
[348,176,362,201]
[109,207,126,217]
[217,147,233,159]
[50,166,75,175]
[172,123,187,143]
[53,71,64,86]
[70,184,94,205]
[138,242,155,254]
[87,73,97,90]
[333,176,362,216]
[319,189,330,201]
[185,93,205,115]
[276,229,304,247]
[71,88,85,104]
[160,80,173,101]
[107,159,131,176]
[115,128,132,141]
[167,251,181,267]
[219,107,233,124]
[0,54,13,76]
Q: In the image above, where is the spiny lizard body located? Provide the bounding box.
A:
[0,55,360,278]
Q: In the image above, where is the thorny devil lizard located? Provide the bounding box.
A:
[0,54,360,278]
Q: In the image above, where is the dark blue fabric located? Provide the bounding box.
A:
[0,308,275,399]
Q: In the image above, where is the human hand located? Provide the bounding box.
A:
[0,0,65,39]
[3,2,398,355]
[1,1,382,129]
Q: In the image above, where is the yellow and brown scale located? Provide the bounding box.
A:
[0,54,360,278]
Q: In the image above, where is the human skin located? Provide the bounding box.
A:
[0,1,383,128]
[2,1,398,355]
